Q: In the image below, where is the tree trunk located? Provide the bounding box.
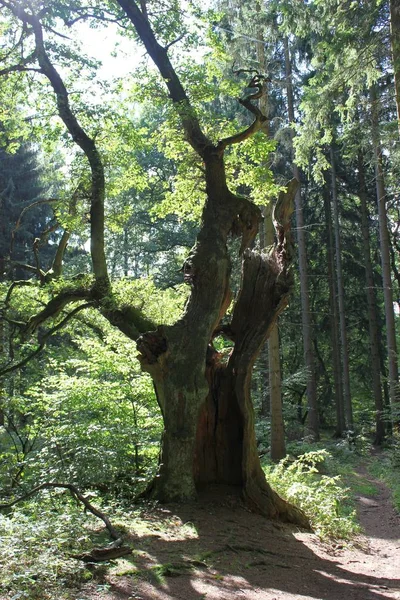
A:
[284,37,319,440]
[323,181,345,436]
[370,85,400,414]
[194,204,305,523]
[357,152,385,444]
[264,204,286,461]
[329,147,353,431]
[390,0,400,136]
[256,25,286,461]
[138,177,308,525]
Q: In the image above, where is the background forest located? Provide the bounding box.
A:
[0,0,399,598]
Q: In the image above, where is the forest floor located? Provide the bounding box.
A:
[78,459,400,600]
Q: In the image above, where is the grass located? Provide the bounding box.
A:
[2,437,399,599]
[368,442,400,512]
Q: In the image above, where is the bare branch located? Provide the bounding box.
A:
[10,198,59,258]
[3,280,34,310]
[0,302,93,377]
[32,237,45,284]
[165,33,186,50]
[8,263,45,278]
[218,75,268,150]
[0,481,121,541]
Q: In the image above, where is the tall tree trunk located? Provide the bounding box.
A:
[329,147,353,430]
[370,85,400,414]
[323,180,345,436]
[284,36,319,440]
[357,152,385,444]
[256,22,286,461]
[264,204,286,461]
[123,227,129,277]
[390,0,400,136]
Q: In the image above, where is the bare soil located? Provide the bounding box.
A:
[81,469,400,600]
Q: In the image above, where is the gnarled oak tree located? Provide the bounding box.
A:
[0,0,307,526]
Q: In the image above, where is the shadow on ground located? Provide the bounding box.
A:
[81,486,400,600]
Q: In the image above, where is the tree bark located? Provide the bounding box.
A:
[329,147,353,431]
[323,180,345,436]
[357,152,385,444]
[370,85,400,414]
[284,37,319,440]
[264,204,286,461]
[192,183,307,523]
[2,0,309,527]
[390,0,400,136]
[256,27,286,462]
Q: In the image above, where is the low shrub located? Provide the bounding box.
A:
[263,449,360,539]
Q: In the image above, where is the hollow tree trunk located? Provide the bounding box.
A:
[194,185,307,523]
[117,0,308,526]
[138,178,308,526]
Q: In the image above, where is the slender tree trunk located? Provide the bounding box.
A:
[370,85,400,414]
[256,24,286,461]
[264,204,286,461]
[123,227,129,277]
[390,0,400,136]
[357,152,385,444]
[323,180,345,436]
[284,37,319,440]
[329,147,353,430]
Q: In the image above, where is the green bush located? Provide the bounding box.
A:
[263,449,360,539]
[0,495,94,600]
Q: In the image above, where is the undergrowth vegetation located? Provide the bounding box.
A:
[369,442,400,512]
[0,495,96,600]
[1,437,400,599]
[263,447,360,539]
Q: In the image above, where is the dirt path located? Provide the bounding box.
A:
[82,468,400,600]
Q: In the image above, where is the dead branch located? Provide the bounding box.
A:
[3,280,34,309]
[10,198,59,258]
[0,302,93,376]
[218,74,269,150]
